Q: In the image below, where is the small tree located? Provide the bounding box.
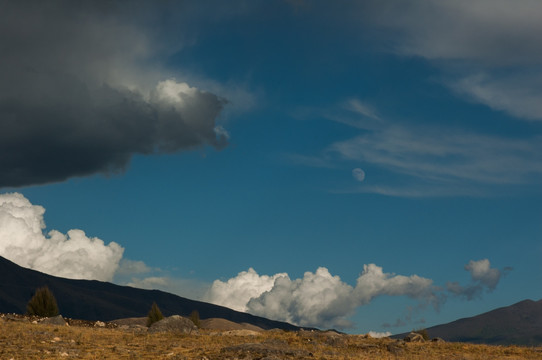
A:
[189,310,201,328]
[146,302,164,327]
[26,286,59,317]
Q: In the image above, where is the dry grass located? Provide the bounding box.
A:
[1,318,541,359]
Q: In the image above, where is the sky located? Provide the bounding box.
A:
[1,0,541,335]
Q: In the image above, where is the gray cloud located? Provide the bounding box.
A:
[450,72,542,121]
[446,259,505,300]
[0,1,228,188]
[351,0,542,121]
[355,0,542,67]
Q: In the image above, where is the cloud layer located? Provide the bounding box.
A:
[0,193,123,281]
[206,260,505,329]
[0,2,228,188]
[330,119,542,194]
[294,99,542,197]
[206,265,438,329]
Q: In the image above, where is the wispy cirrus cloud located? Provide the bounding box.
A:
[329,121,542,187]
[351,0,542,121]
[292,99,542,197]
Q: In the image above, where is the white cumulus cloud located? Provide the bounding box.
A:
[206,265,436,329]
[205,268,288,312]
[368,331,392,338]
[0,192,123,281]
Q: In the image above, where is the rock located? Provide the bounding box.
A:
[4,314,26,322]
[94,321,105,327]
[119,324,148,332]
[110,317,147,327]
[404,332,426,342]
[40,315,67,326]
[148,315,197,334]
[431,337,445,343]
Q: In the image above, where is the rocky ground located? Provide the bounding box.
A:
[1,313,541,359]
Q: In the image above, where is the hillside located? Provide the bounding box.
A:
[0,255,300,331]
[394,299,542,346]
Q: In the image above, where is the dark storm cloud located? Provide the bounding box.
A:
[0,1,228,188]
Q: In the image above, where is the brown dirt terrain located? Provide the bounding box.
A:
[1,314,541,360]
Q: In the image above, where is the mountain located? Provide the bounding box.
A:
[395,299,542,345]
[0,256,302,330]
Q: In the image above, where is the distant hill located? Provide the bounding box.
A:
[0,255,302,331]
[394,299,542,345]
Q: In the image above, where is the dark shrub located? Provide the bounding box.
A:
[26,286,59,317]
[146,302,164,327]
[189,310,201,328]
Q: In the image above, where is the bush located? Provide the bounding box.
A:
[146,302,164,327]
[26,286,59,317]
[414,328,429,341]
[189,310,201,328]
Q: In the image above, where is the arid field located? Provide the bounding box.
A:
[1,315,541,360]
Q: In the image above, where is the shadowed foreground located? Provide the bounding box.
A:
[1,315,541,360]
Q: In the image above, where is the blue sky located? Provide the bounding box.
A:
[1,1,541,334]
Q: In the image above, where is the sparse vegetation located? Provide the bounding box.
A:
[413,328,430,340]
[189,310,201,328]
[1,315,541,360]
[146,302,164,327]
[26,286,59,317]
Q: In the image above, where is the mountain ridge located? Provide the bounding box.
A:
[393,298,542,345]
[0,255,303,331]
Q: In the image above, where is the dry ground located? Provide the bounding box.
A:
[1,315,541,359]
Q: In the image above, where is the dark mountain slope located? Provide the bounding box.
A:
[0,256,301,330]
[394,299,542,345]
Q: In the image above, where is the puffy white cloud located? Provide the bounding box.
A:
[247,267,356,329]
[207,260,506,329]
[205,268,288,312]
[206,265,436,329]
[368,331,392,338]
[0,193,123,281]
[354,264,436,305]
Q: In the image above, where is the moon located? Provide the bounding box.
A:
[352,168,366,182]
